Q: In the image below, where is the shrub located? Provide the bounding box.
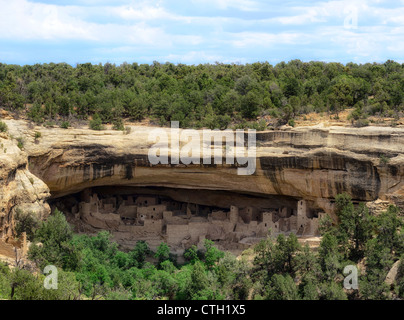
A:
[28,209,76,270]
[380,154,390,165]
[27,102,45,124]
[14,209,39,241]
[124,126,132,135]
[16,137,24,150]
[60,121,70,129]
[45,121,55,127]
[0,121,8,133]
[353,119,369,128]
[112,118,125,131]
[89,114,104,130]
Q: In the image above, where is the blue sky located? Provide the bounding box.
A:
[0,0,403,65]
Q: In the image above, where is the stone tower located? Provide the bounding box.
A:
[229,205,239,224]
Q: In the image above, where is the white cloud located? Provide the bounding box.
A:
[274,9,327,25]
[0,0,95,40]
[161,51,249,64]
[191,0,260,12]
[0,0,203,47]
[112,3,180,21]
[0,0,403,64]
[266,0,368,26]
[229,31,312,48]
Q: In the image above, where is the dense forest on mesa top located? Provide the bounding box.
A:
[0,60,403,130]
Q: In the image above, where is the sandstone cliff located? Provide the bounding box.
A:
[3,119,404,219]
[0,131,50,243]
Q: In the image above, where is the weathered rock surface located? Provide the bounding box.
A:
[0,131,50,243]
[3,120,404,220]
[3,120,404,218]
[385,260,401,286]
[3,118,404,256]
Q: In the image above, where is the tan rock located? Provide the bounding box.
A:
[4,119,404,217]
[385,260,401,286]
[0,132,51,241]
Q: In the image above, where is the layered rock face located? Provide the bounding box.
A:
[2,119,404,254]
[0,131,50,242]
[4,120,404,217]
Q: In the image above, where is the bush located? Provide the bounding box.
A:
[0,121,8,133]
[14,209,39,241]
[353,119,369,128]
[288,119,295,127]
[112,118,125,131]
[16,137,24,150]
[124,126,131,135]
[129,241,150,268]
[45,121,55,127]
[27,102,45,124]
[89,114,104,130]
[267,274,300,300]
[380,154,390,165]
[155,242,170,267]
[28,209,77,270]
[60,121,70,129]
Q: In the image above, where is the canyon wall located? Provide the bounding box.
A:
[3,119,404,219]
[0,131,50,243]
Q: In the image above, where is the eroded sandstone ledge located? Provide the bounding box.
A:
[0,131,50,243]
[5,120,404,208]
[1,120,404,253]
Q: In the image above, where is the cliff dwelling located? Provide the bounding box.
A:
[51,186,324,254]
[3,120,398,258]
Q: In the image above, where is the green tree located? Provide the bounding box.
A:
[240,91,261,119]
[253,236,276,283]
[275,233,300,274]
[184,245,199,264]
[9,268,44,300]
[0,262,11,299]
[334,193,373,259]
[89,113,104,130]
[319,281,347,300]
[129,240,150,268]
[14,209,39,241]
[329,76,354,116]
[267,274,300,300]
[318,233,341,282]
[189,261,210,299]
[294,243,322,282]
[373,205,403,254]
[203,239,224,270]
[28,209,79,270]
[155,242,170,267]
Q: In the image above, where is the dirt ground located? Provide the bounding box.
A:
[293,108,404,128]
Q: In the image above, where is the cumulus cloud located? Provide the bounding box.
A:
[0,0,403,64]
[191,0,260,12]
[0,0,93,40]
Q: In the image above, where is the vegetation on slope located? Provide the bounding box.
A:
[1,193,403,300]
[0,60,404,129]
